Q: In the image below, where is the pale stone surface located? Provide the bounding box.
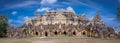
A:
[7,10,117,38]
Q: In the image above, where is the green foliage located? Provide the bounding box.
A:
[0,14,8,37]
[117,7,120,18]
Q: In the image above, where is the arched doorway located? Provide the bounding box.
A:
[35,32,38,36]
[82,32,85,35]
[81,30,87,36]
[73,31,76,36]
[45,32,48,36]
[63,31,67,36]
[54,31,58,35]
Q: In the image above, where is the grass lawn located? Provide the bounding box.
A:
[0,36,120,43]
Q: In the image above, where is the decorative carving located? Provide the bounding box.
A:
[7,10,117,38]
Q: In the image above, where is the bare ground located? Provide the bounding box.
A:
[0,37,120,43]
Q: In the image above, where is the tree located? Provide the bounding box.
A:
[0,14,8,37]
[117,7,120,18]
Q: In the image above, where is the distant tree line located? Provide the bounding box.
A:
[0,14,8,38]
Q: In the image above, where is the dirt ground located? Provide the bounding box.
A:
[0,37,120,43]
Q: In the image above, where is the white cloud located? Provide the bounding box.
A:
[104,18,115,21]
[41,0,57,5]
[4,1,40,10]
[67,6,74,11]
[11,16,34,27]
[9,19,14,24]
[118,0,120,3]
[66,0,103,10]
[66,6,75,13]
[9,16,27,27]
[37,7,51,12]
[62,2,71,5]
[61,2,78,6]
[11,11,17,15]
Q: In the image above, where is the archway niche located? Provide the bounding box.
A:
[54,31,58,35]
[45,32,48,36]
[35,32,38,36]
[73,31,76,36]
[63,31,67,35]
[82,32,86,35]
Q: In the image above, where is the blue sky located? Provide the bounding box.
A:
[0,0,120,31]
